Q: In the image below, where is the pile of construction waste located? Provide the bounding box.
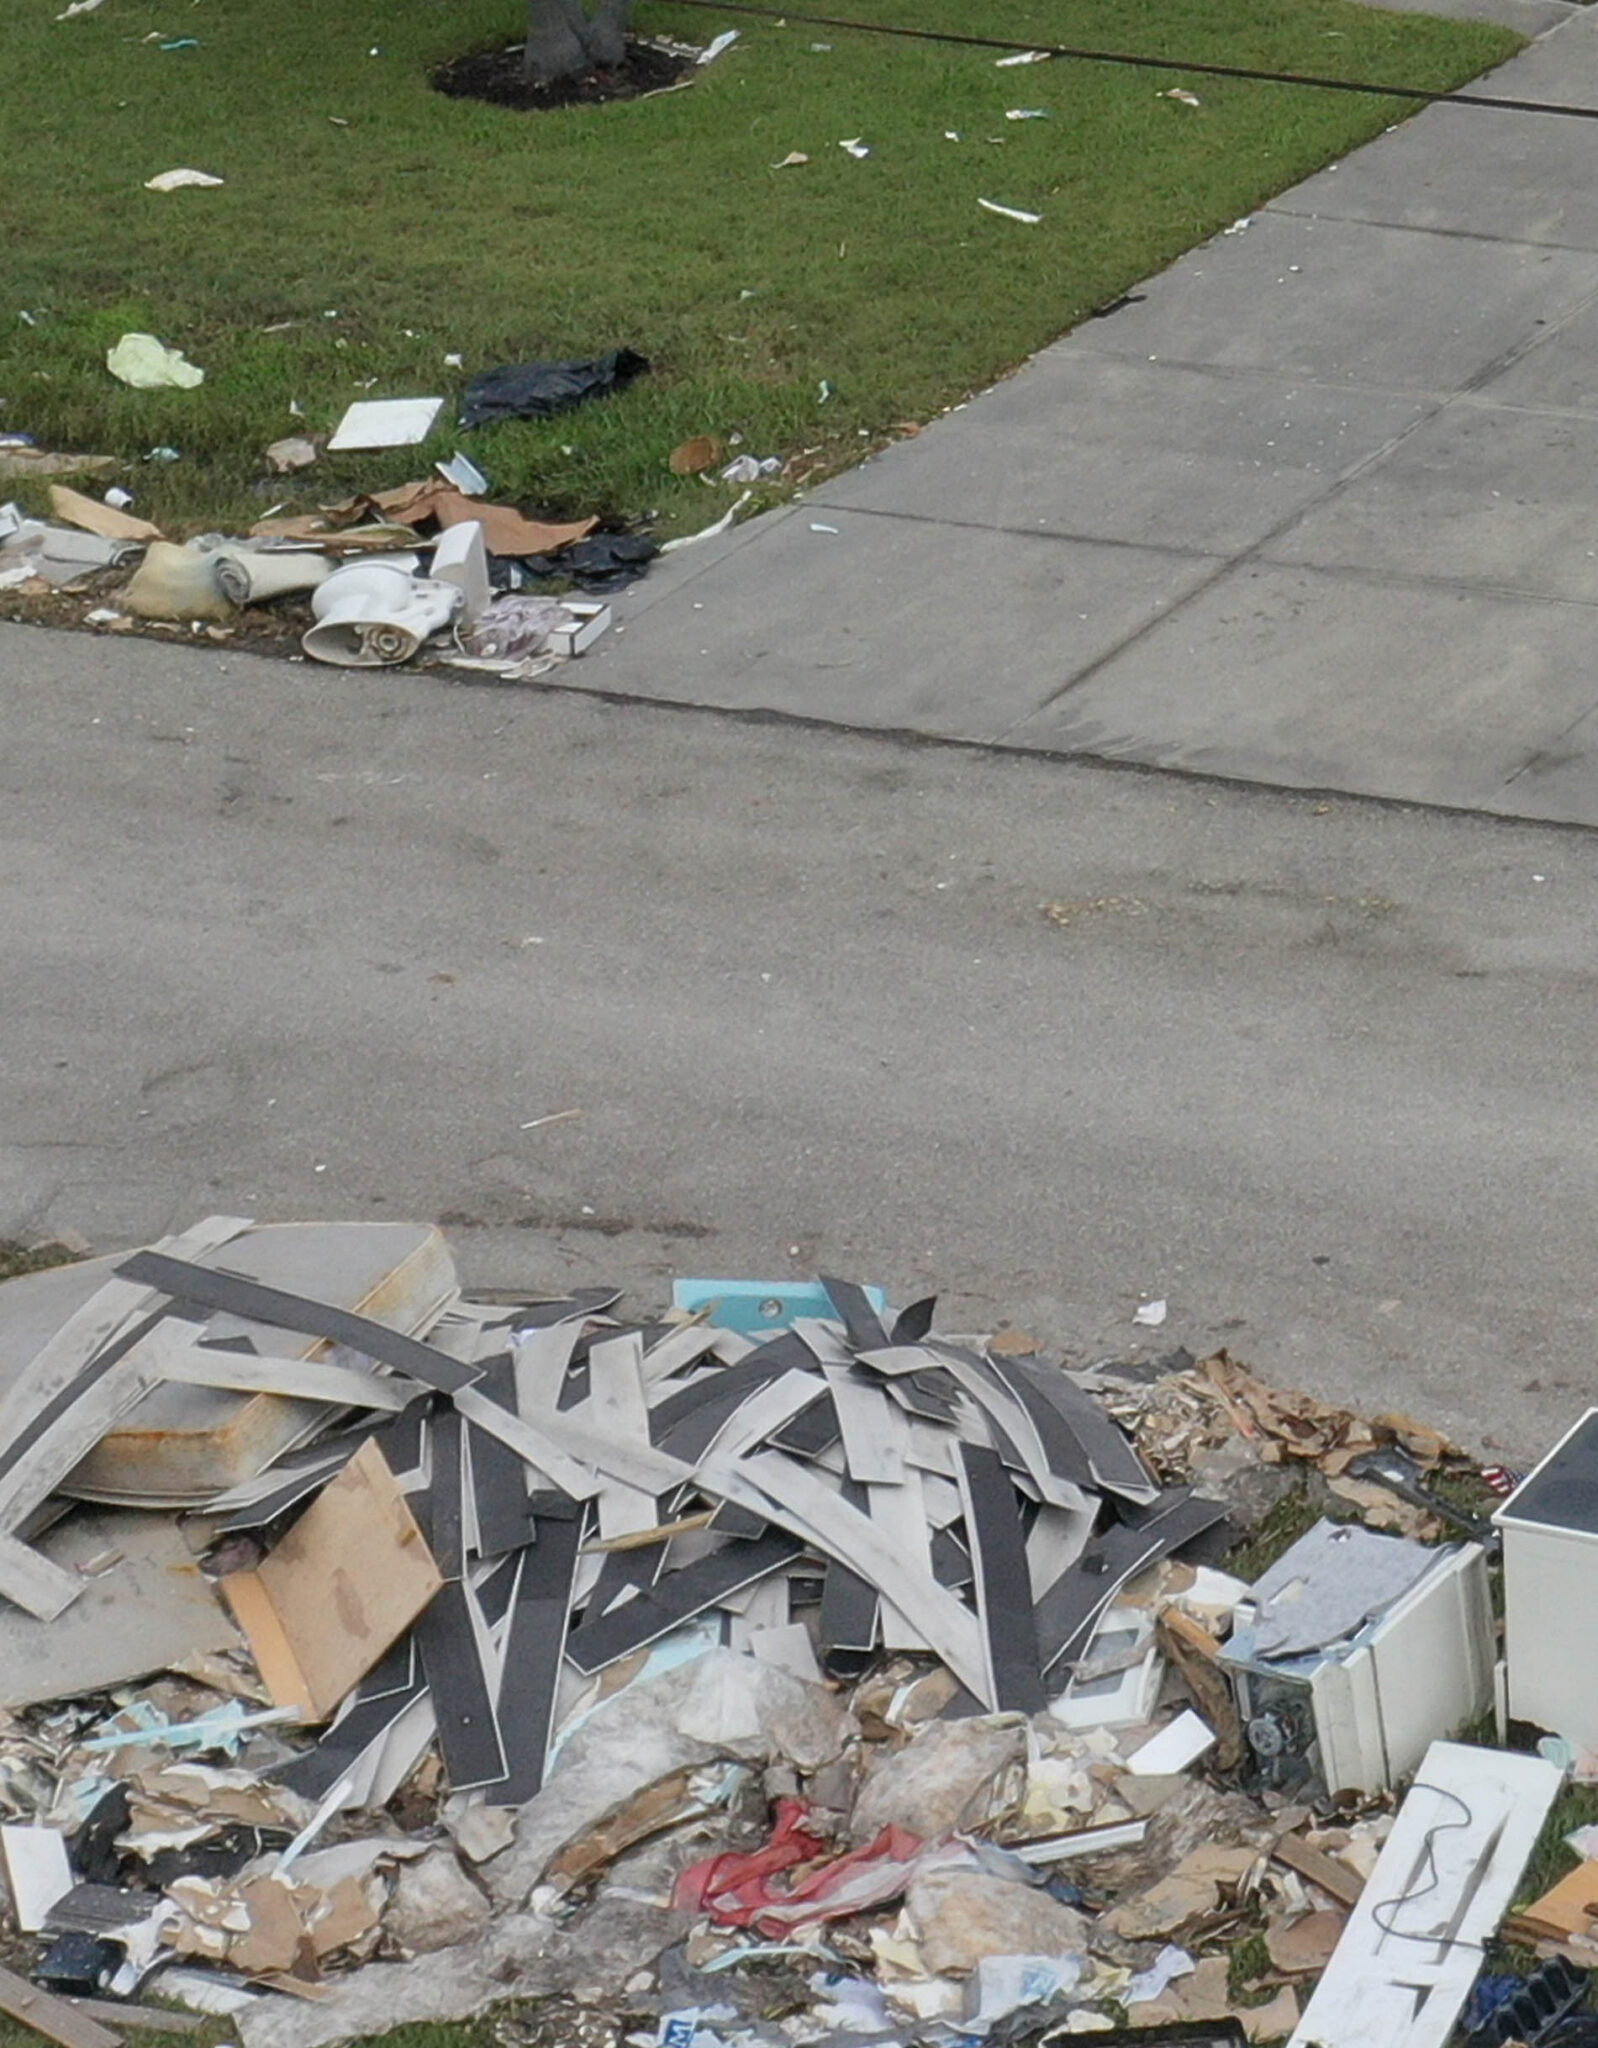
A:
[0,1219,1594,2048]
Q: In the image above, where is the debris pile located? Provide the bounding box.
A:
[0,484,631,675]
[0,1220,1593,2048]
[0,345,674,670]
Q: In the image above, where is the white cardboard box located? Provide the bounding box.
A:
[550,601,610,657]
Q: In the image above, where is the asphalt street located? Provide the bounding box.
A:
[3,617,1595,1463]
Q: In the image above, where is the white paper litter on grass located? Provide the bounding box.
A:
[1005,108,1050,119]
[1126,1709,1215,1775]
[106,333,204,389]
[699,29,739,61]
[56,0,103,19]
[978,199,1042,224]
[996,49,1050,65]
[144,168,224,191]
[436,451,488,495]
[328,397,443,452]
[839,137,871,158]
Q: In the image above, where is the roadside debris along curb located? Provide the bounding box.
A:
[0,1223,1591,2048]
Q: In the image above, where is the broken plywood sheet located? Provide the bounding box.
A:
[0,1506,240,1708]
[1287,1741,1563,2048]
[61,1222,457,1503]
[223,1440,442,1720]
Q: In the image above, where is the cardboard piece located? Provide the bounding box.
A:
[1267,1910,1346,1974]
[46,486,161,543]
[1517,1860,1598,1941]
[223,1440,442,1721]
[366,480,595,559]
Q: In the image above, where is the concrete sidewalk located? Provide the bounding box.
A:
[573,4,1598,826]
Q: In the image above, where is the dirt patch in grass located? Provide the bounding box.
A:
[431,37,696,110]
[0,1240,84,1284]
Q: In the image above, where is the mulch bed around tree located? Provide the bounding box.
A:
[431,38,697,111]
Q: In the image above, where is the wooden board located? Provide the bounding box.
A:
[0,1964,122,2048]
[1271,1831,1367,1911]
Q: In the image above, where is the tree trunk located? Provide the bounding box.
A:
[524,0,636,81]
[524,0,587,81]
[583,0,633,67]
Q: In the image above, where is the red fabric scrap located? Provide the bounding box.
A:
[672,1797,925,1934]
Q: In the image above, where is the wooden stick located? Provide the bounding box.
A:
[0,1965,122,2048]
[64,2002,205,2037]
[1271,1831,1367,1909]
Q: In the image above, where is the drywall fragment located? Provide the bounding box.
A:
[327,399,442,452]
[264,436,321,474]
[905,1862,1089,1976]
[0,1510,237,1708]
[144,169,224,191]
[384,1849,490,1957]
[0,1826,72,1932]
[849,1716,1025,1843]
[1126,1709,1215,1775]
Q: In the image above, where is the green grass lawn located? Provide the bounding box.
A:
[1,0,1521,538]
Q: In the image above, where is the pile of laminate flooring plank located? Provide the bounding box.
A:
[0,1219,1227,1813]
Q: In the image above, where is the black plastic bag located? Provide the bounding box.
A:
[521,531,658,588]
[460,349,650,429]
